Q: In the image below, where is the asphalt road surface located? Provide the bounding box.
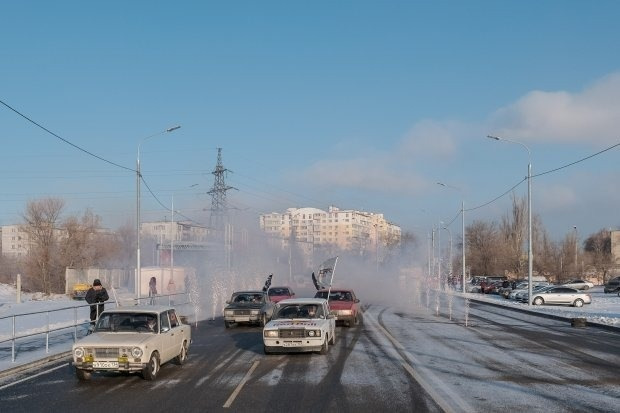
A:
[0,297,618,413]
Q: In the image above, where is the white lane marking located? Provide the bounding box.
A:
[196,348,243,387]
[364,311,475,413]
[222,360,259,408]
[0,363,68,390]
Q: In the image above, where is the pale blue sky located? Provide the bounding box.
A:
[1,1,619,242]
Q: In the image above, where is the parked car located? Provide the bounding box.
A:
[505,282,551,299]
[267,286,296,303]
[314,288,361,327]
[482,280,505,294]
[515,285,555,302]
[72,305,191,381]
[263,298,335,354]
[223,290,275,328]
[71,282,91,300]
[603,276,620,293]
[529,287,592,307]
[561,279,594,290]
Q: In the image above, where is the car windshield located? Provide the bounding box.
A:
[314,291,353,301]
[233,293,264,303]
[95,312,158,333]
[268,288,289,296]
[274,304,323,319]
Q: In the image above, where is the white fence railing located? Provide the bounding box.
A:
[0,292,192,364]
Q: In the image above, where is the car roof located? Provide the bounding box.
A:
[101,305,174,314]
[277,298,327,305]
[316,288,354,293]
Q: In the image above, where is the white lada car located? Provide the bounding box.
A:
[72,305,191,381]
[263,298,335,355]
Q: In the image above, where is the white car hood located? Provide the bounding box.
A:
[266,319,323,328]
[76,332,155,346]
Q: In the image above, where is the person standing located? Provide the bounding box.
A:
[85,279,109,328]
[149,277,158,305]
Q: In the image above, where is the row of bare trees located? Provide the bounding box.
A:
[1,198,135,294]
[462,195,616,284]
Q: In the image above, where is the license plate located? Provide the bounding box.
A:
[235,316,250,322]
[283,341,302,347]
[93,361,119,368]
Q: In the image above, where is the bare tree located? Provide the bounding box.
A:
[466,220,501,276]
[583,229,612,284]
[21,198,65,294]
[499,195,527,277]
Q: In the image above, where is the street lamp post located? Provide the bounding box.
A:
[437,183,466,293]
[573,225,578,272]
[136,125,180,298]
[487,135,533,305]
[441,224,452,289]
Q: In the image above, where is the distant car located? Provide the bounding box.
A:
[263,298,335,354]
[314,288,361,327]
[72,305,191,381]
[561,279,594,290]
[530,287,592,307]
[603,277,620,293]
[505,282,551,299]
[71,282,91,300]
[267,286,296,303]
[223,290,275,328]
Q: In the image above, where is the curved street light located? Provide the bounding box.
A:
[487,135,533,305]
[136,125,181,298]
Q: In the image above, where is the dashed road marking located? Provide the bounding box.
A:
[223,359,259,408]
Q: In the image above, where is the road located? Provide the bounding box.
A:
[0,297,618,413]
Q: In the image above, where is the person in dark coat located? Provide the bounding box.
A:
[85,279,109,326]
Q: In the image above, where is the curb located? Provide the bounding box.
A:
[453,293,620,332]
[0,351,72,380]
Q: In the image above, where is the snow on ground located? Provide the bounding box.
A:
[0,283,618,375]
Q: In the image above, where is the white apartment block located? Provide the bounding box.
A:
[1,225,31,258]
[259,206,401,253]
[141,221,210,243]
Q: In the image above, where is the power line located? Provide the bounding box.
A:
[460,140,620,215]
[0,99,134,172]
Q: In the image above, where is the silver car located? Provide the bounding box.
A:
[530,287,592,307]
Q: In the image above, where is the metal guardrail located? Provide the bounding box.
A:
[0,292,192,363]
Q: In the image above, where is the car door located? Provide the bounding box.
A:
[159,311,174,362]
[544,288,562,304]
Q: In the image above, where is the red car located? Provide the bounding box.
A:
[314,288,361,327]
[267,286,296,303]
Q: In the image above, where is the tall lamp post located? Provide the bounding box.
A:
[136,125,181,298]
[441,223,452,289]
[437,182,466,293]
[487,135,533,305]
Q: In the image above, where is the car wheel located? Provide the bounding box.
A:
[533,297,544,306]
[224,321,233,329]
[76,368,91,381]
[583,285,590,290]
[329,330,336,345]
[175,341,188,365]
[260,313,267,327]
[320,336,329,355]
[142,352,160,381]
[573,299,584,308]
[263,345,272,355]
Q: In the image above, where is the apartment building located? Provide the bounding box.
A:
[1,225,31,258]
[259,206,401,253]
[141,220,209,243]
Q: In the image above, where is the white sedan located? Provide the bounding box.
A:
[561,279,594,290]
[531,287,592,307]
[263,298,335,354]
[72,305,191,381]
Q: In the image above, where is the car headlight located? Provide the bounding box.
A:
[224,310,234,316]
[339,309,353,316]
[250,310,260,315]
[74,347,84,358]
[264,330,279,338]
[131,347,143,358]
[307,330,321,337]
